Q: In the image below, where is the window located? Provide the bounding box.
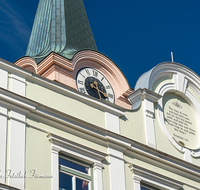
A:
[59,156,92,190]
[141,184,160,190]
[130,164,183,190]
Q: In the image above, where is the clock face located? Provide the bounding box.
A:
[76,68,115,103]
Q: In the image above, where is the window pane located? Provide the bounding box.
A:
[141,185,160,190]
[59,172,72,190]
[59,157,88,174]
[76,178,89,190]
[141,187,149,190]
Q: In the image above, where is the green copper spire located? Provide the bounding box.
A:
[26,0,97,63]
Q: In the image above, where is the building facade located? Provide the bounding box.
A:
[0,0,200,190]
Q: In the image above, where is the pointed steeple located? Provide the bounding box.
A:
[26,0,97,63]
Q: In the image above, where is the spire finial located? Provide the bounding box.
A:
[171,52,174,62]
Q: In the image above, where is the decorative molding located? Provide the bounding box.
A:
[14,57,37,74]
[51,146,61,154]
[126,144,200,184]
[0,59,33,79]
[48,134,107,163]
[136,62,200,157]
[173,72,188,94]
[128,88,162,110]
[157,83,200,156]
[0,68,8,90]
[9,73,26,97]
[37,52,74,75]
[48,133,105,190]
[129,89,161,148]
[0,88,36,114]
[9,74,26,84]
[93,162,104,169]
[130,164,184,190]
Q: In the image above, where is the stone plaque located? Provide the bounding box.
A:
[163,93,199,149]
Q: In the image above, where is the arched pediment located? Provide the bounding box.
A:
[15,50,133,109]
[15,57,37,73]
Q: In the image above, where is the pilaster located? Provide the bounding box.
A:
[93,162,104,190]
[51,146,60,190]
[107,137,130,190]
[129,89,161,148]
[0,105,8,184]
[8,110,26,190]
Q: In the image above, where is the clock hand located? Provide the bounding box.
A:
[90,81,108,98]
[90,81,101,99]
[100,91,108,98]
[94,81,108,98]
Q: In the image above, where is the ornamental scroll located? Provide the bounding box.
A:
[163,93,199,150]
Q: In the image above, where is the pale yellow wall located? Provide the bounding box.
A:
[26,116,108,190]
[154,101,184,159]
[102,157,111,190]
[25,126,51,190]
[124,154,200,189]
[26,80,105,128]
[191,156,200,166]
[124,162,134,190]
[27,117,107,154]
[120,103,146,145]
[183,185,198,190]
[25,76,200,190]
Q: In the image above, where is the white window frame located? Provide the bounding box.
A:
[48,134,107,190]
[130,164,183,190]
[141,183,159,190]
[59,155,92,190]
[0,183,20,190]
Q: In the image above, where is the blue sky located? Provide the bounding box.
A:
[1,0,200,88]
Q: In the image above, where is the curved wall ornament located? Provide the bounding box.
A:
[157,84,200,156]
[15,57,37,73]
[135,62,200,158]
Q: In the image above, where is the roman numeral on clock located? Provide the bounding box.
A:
[85,69,90,75]
[79,88,86,93]
[80,73,85,78]
[93,70,98,77]
[78,80,83,85]
[108,93,113,99]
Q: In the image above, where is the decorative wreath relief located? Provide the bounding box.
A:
[172,101,183,109]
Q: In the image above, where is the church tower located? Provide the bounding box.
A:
[15,0,134,109]
[26,0,97,63]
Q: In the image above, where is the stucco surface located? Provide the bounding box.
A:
[120,102,146,144]
[25,127,51,190]
[26,80,105,129]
